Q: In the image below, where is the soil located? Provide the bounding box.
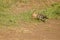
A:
[0,0,60,40]
[0,19,60,40]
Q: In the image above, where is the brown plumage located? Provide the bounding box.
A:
[32,13,48,22]
[37,14,48,22]
[32,12,38,19]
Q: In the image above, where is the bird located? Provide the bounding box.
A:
[37,13,48,22]
[32,13,48,22]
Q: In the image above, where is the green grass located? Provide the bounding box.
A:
[0,0,60,26]
[0,0,17,8]
[0,0,31,8]
[19,3,60,23]
[0,12,17,26]
[38,3,60,19]
[0,0,18,26]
